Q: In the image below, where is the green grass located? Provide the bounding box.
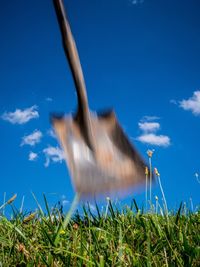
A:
[1,151,199,266]
[0,196,199,266]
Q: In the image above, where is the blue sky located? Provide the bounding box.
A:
[0,0,200,212]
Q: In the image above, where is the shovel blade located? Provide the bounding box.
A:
[52,111,146,198]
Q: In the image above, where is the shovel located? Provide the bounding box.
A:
[52,0,147,198]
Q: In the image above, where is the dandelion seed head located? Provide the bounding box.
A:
[73,223,79,230]
[154,167,160,176]
[7,194,17,204]
[147,149,154,158]
[145,166,149,175]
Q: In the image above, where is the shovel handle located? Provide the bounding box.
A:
[53,0,89,113]
[53,0,95,151]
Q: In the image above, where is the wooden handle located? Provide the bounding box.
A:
[53,0,88,110]
[53,0,95,151]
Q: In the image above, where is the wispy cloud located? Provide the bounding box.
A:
[179,91,200,116]
[28,152,38,161]
[141,115,160,122]
[138,122,160,132]
[170,99,177,105]
[137,133,170,147]
[21,130,42,146]
[45,97,53,102]
[47,128,57,139]
[43,146,64,167]
[131,0,144,5]
[1,105,39,124]
[62,199,69,206]
[136,116,170,147]
[61,195,70,206]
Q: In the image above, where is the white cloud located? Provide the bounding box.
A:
[137,116,170,147]
[43,146,64,167]
[21,130,42,146]
[179,91,200,115]
[1,105,39,124]
[61,195,70,207]
[62,199,70,206]
[28,152,38,161]
[137,133,170,147]
[61,195,69,206]
[47,128,57,139]
[138,122,160,132]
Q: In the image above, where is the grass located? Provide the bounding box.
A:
[1,151,199,266]
[0,195,199,266]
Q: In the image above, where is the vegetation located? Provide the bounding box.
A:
[0,194,199,266]
[1,150,199,266]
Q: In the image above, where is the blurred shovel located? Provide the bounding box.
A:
[52,0,147,198]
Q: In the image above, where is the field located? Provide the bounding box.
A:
[0,194,199,267]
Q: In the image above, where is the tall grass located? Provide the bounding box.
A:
[0,151,199,266]
[0,193,199,266]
